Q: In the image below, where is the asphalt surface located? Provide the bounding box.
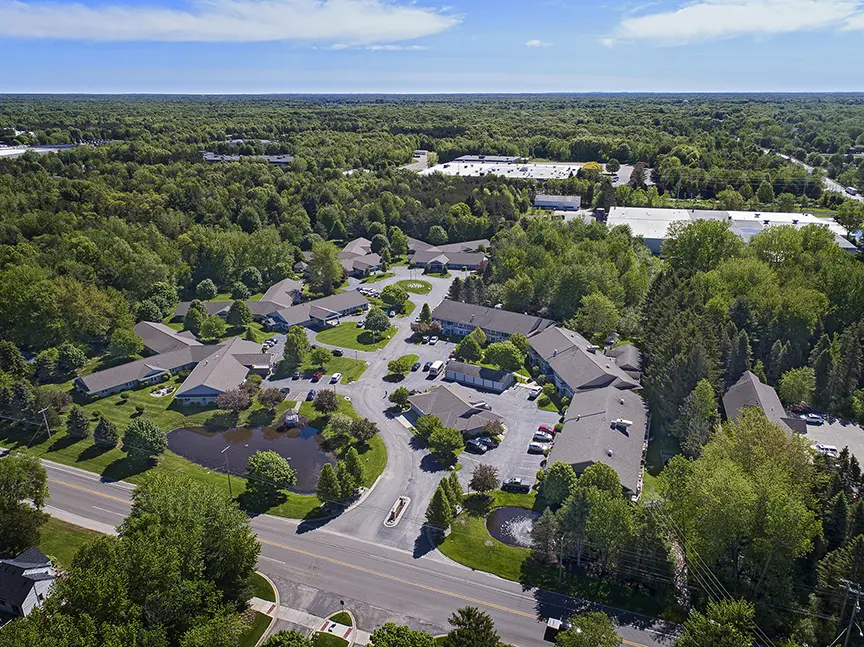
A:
[763,149,863,203]
[37,458,674,647]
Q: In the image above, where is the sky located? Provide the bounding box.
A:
[0,0,862,93]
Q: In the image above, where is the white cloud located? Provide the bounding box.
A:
[612,0,864,44]
[0,0,459,42]
[525,39,552,47]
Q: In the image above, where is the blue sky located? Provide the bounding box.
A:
[1,0,863,92]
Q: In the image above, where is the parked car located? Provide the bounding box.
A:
[422,335,430,344]
[791,405,811,414]
[292,370,301,380]
[533,431,553,442]
[423,361,432,371]
[330,373,342,383]
[279,386,291,393]
[449,351,456,359]
[528,386,542,400]
[332,349,344,357]
[429,336,439,345]
[466,439,488,454]
[813,443,839,457]
[306,389,316,401]
[502,477,530,493]
[537,424,554,434]
[411,362,421,371]
[528,442,551,453]
[476,436,499,449]
[388,310,396,317]
[312,371,324,381]
[802,412,825,425]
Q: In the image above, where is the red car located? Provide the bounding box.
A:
[538,424,554,434]
[312,371,324,382]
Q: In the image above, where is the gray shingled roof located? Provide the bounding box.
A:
[76,346,219,395]
[274,292,368,327]
[431,300,555,338]
[341,237,372,257]
[2,547,50,570]
[436,239,490,253]
[0,547,54,607]
[260,278,302,308]
[722,371,802,433]
[529,327,641,391]
[133,321,202,354]
[605,344,642,372]
[409,383,503,432]
[174,301,231,318]
[446,361,510,383]
[549,388,648,493]
[175,338,270,398]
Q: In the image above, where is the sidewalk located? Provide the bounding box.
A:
[248,598,373,646]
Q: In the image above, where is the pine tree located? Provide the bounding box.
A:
[336,461,358,498]
[448,277,463,302]
[810,334,834,407]
[343,447,364,487]
[725,329,751,387]
[767,340,789,385]
[751,360,767,384]
[447,471,464,509]
[444,607,499,647]
[831,323,863,405]
[316,463,343,504]
[850,501,864,540]
[530,508,559,565]
[826,493,850,551]
[419,302,432,324]
[93,417,119,448]
[66,406,91,438]
[425,483,452,529]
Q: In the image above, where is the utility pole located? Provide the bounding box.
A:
[221,446,233,498]
[840,579,862,647]
[38,407,55,449]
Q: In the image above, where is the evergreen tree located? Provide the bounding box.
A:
[419,302,432,324]
[336,461,358,498]
[831,323,863,406]
[725,329,751,388]
[65,406,90,438]
[810,334,834,408]
[425,483,452,529]
[448,277,463,302]
[444,607,499,647]
[316,464,343,504]
[530,507,559,565]
[850,501,864,539]
[826,493,850,551]
[750,360,767,384]
[343,447,364,487]
[93,417,119,448]
[447,471,464,510]
[767,340,789,385]
[670,378,717,457]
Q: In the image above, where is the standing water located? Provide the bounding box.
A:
[485,507,542,547]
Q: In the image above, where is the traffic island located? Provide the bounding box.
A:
[384,495,411,527]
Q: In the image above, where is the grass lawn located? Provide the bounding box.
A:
[397,300,416,319]
[394,279,433,295]
[361,272,396,284]
[38,517,102,567]
[238,612,271,647]
[537,398,560,413]
[423,271,452,279]
[212,292,263,302]
[328,611,352,625]
[313,633,348,647]
[249,572,276,602]
[299,399,387,488]
[316,323,398,351]
[202,322,275,345]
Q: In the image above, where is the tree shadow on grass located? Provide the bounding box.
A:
[246,408,276,427]
[203,412,237,431]
[77,442,113,463]
[45,433,83,454]
[463,493,493,517]
[101,456,155,482]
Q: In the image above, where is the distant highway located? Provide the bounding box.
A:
[762,148,863,203]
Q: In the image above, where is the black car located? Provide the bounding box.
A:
[292,370,301,380]
[502,478,530,493]
[423,361,432,371]
[466,439,487,454]
[332,349,344,357]
[411,362,421,371]
[476,437,499,449]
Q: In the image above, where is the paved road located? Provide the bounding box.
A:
[763,148,863,203]
[37,459,674,647]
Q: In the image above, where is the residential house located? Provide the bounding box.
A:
[406,237,489,271]
[0,547,56,618]
[409,383,505,437]
[264,291,369,331]
[173,278,302,323]
[722,371,806,434]
[548,388,649,496]
[430,299,555,342]
[174,337,274,405]
[133,321,201,354]
[339,238,383,277]
[445,361,514,392]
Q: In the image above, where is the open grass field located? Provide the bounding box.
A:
[394,279,432,294]
[38,517,103,567]
[316,322,397,351]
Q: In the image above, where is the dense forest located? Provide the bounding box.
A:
[2,94,864,645]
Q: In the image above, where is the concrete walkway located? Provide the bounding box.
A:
[249,598,373,645]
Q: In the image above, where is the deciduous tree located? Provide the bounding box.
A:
[122,418,167,460]
[469,464,499,495]
[246,450,297,499]
[313,389,339,414]
[428,427,463,467]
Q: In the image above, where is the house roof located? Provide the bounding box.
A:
[133,321,202,354]
[446,361,510,383]
[530,327,641,391]
[409,383,503,433]
[174,301,231,318]
[175,338,269,398]
[341,254,382,272]
[605,344,642,372]
[722,371,801,432]
[407,236,436,254]
[341,237,372,257]
[534,194,582,205]
[260,278,302,308]
[309,305,338,321]
[0,547,54,607]
[549,388,648,493]
[2,547,50,570]
[274,292,368,327]
[76,345,219,395]
[412,250,451,265]
[431,300,555,338]
[437,252,487,267]
[436,239,490,253]
[246,300,287,317]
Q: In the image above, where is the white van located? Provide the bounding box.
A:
[429,360,445,376]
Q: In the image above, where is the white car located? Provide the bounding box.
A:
[528,442,551,453]
[533,431,553,442]
[429,336,439,345]
[330,373,342,383]
[813,443,838,458]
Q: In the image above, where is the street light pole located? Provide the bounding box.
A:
[221,446,233,498]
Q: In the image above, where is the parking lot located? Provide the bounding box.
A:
[801,417,864,463]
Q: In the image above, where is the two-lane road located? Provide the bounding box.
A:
[35,458,674,647]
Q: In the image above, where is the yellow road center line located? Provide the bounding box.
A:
[49,478,130,504]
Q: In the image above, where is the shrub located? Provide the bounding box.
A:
[538,395,551,407]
